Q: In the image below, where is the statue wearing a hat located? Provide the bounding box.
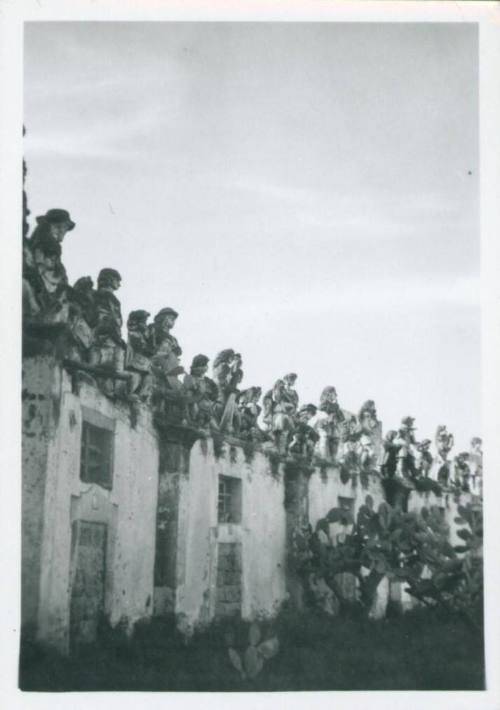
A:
[149,308,187,422]
[183,354,219,429]
[262,374,299,455]
[212,350,244,434]
[125,310,155,401]
[89,268,126,372]
[23,208,76,323]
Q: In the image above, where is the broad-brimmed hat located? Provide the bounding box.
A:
[98,268,122,286]
[36,209,75,230]
[192,354,209,368]
[155,307,179,322]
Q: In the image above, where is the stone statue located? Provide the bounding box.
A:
[150,307,187,422]
[67,276,96,360]
[469,437,483,496]
[238,386,263,441]
[31,208,75,247]
[356,401,382,469]
[433,425,455,487]
[288,404,319,458]
[381,430,398,478]
[453,452,471,492]
[435,425,455,459]
[263,375,299,454]
[89,268,125,371]
[212,350,243,434]
[394,417,418,479]
[416,439,433,478]
[183,354,219,429]
[358,400,378,432]
[310,386,345,461]
[125,310,154,401]
[23,209,75,324]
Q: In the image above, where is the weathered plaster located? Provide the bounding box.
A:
[22,357,159,652]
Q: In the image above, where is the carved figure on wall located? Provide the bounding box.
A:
[453,452,471,492]
[341,429,362,483]
[283,373,299,412]
[357,429,376,471]
[183,354,219,429]
[433,425,455,487]
[23,210,75,324]
[358,400,378,432]
[31,208,75,247]
[310,386,345,461]
[435,425,455,459]
[150,307,187,422]
[238,386,263,441]
[89,268,125,371]
[288,404,319,458]
[381,430,398,478]
[125,310,154,401]
[263,375,298,454]
[416,439,433,478]
[469,437,483,496]
[394,416,418,479]
[212,350,243,434]
[67,276,96,359]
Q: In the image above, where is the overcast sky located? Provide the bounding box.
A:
[23,22,479,451]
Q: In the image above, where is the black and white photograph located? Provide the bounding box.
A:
[1,0,500,705]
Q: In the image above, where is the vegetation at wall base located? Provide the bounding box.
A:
[19,607,484,692]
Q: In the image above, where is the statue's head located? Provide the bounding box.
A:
[418,438,432,452]
[471,437,482,451]
[127,309,150,329]
[298,403,317,422]
[360,400,377,419]
[190,354,209,376]
[273,378,285,396]
[97,268,122,291]
[456,452,470,465]
[284,372,298,387]
[213,349,235,369]
[385,429,397,442]
[320,386,337,407]
[73,276,94,294]
[251,386,262,403]
[154,307,178,331]
[36,208,75,243]
[401,416,416,431]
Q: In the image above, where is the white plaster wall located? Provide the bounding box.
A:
[407,489,473,546]
[25,360,159,651]
[308,467,386,530]
[175,439,218,628]
[175,441,287,628]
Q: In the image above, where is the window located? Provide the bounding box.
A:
[337,496,355,525]
[80,409,114,489]
[217,475,242,524]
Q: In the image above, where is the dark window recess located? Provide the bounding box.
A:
[80,421,114,489]
[217,475,242,524]
[338,496,355,524]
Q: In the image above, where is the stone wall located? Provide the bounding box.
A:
[155,439,287,630]
[22,355,159,652]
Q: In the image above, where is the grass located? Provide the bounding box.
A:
[19,606,485,692]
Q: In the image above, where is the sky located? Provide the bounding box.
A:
[23,22,480,451]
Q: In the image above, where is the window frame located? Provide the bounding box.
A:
[217,475,242,524]
[80,408,115,490]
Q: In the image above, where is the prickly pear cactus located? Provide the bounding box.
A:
[227,622,280,680]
